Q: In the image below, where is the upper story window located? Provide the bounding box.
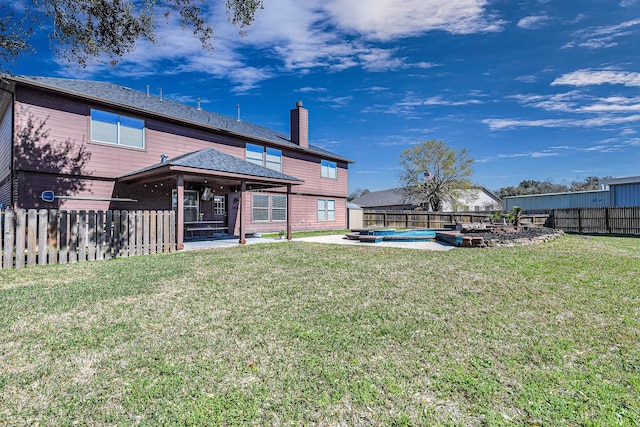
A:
[91,109,145,148]
[321,159,337,179]
[246,143,282,172]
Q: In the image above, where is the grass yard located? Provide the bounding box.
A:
[1,234,639,426]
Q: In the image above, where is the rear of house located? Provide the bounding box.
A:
[0,76,352,247]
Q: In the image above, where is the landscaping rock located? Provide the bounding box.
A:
[461,226,563,248]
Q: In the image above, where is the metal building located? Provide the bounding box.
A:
[504,190,610,212]
[504,175,640,211]
[600,176,640,207]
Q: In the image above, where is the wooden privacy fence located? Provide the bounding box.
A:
[1,209,176,269]
[553,207,640,235]
[363,210,551,229]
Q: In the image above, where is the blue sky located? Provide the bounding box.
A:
[7,0,640,193]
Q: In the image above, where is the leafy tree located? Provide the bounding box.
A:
[495,179,569,198]
[0,0,263,68]
[570,176,610,192]
[495,176,612,199]
[398,140,473,212]
[348,188,369,202]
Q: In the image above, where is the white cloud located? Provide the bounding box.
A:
[564,18,640,49]
[483,114,640,130]
[515,74,537,83]
[297,87,328,93]
[579,96,640,112]
[317,95,354,108]
[50,0,504,91]
[552,69,640,87]
[423,96,483,106]
[498,150,559,158]
[323,0,504,40]
[517,15,550,30]
[509,91,584,112]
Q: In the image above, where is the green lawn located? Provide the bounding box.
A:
[1,235,639,426]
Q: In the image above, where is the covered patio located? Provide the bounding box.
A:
[117,148,303,249]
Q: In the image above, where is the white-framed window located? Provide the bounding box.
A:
[252,195,270,222]
[321,160,337,179]
[252,195,287,222]
[172,189,199,222]
[246,143,264,166]
[318,199,335,221]
[271,196,287,221]
[266,147,282,172]
[91,109,144,148]
[214,195,226,215]
[246,144,282,172]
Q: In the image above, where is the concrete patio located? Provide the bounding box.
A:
[182,234,455,251]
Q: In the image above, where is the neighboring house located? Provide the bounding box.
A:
[503,175,640,211]
[0,75,352,248]
[351,187,502,212]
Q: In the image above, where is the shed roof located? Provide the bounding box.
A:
[12,75,352,163]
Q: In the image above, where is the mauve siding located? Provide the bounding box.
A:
[0,102,11,208]
[234,192,347,234]
[13,84,350,230]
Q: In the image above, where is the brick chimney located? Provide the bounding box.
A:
[290,101,308,148]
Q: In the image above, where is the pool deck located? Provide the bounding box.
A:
[183,234,455,251]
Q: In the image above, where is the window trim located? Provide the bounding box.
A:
[317,199,336,221]
[252,194,270,222]
[171,189,200,222]
[252,194,287,222]
[321,159,337,179]
[246,144,282,172]
[90,109,145,149]
[271,195,287,222]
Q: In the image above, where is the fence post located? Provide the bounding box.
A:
[120,210,129,257]
[38,209,47,266]
[15,209,26,268]
[87,211,96,261]
[163,211,170,253]
[150,211,157,254]
[143,211,150,255]
[96,211,104,260]
[105,210,113,259]
[59,211,68,264]
[113,210,121,257]
[78,210,87,262]
[69,211,78,263]
[128,211,135,257]
[136,211,143,255]
[169,210,176,252]
[48,209,58,265]
[3,209,14,269]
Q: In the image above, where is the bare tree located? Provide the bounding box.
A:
[399,140,473,211]
[1,0,263,68]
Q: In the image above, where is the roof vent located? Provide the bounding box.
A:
[197,97,202,110]
[237,104,241,122]
[160,153,168,164]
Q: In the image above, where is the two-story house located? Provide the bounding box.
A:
[0,75,352,248]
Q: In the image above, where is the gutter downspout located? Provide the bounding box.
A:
[0,81,16,210]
